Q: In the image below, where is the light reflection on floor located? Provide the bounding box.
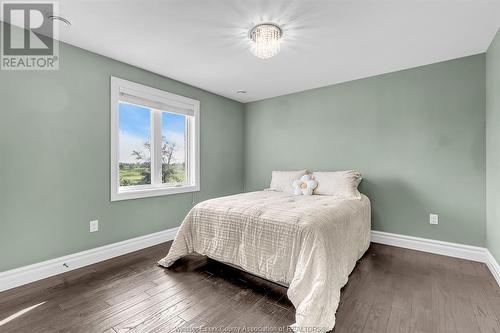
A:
[0,301,46,326]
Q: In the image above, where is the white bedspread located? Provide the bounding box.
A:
[158,191,371,332]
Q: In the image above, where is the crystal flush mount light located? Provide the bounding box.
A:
[249,23,282,59]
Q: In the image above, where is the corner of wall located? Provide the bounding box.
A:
[486,27,500,265]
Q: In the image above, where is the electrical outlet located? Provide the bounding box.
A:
[90,220,99,232]
[429,214,438,225]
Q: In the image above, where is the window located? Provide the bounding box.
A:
[111,77,200,201]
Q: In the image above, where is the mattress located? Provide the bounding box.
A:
[158,190,371,332]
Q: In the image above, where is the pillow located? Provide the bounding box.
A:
[293,175,318,196]
[312,170,362,199]
[270,170,308,193]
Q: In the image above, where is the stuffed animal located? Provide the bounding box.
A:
[292,174,318,196]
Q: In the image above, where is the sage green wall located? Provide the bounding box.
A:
[0,42,245,271]
[244,55,486,246]
[487,29,500,263]
[0,36,490,273]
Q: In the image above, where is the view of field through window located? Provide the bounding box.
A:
[161,111,186,184]
[118,102,186,187]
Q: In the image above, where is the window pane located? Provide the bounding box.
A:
[119,103,151,186]
[161,112,187,184]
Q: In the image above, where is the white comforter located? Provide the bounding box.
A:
[158,191,371,332]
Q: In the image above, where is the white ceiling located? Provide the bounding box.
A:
[38,1,500,102]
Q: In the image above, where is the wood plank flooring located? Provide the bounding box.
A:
[1,242,499,333]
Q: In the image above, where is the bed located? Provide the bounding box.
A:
[158,190,371,332]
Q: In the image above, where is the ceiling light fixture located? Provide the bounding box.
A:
[236,90,247,94]
[48,15,72,26]
[249,23,282,59]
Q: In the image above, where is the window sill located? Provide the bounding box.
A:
[111,184,199,201]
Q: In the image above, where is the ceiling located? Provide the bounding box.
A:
[24,1,500,102]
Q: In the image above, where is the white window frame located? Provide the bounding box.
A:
[110,77,200,201]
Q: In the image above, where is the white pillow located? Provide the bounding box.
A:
[312,170,362,199]
[293,174,318,196]
[270,170,308,193]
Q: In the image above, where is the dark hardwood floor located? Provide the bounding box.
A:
[1,242,499,333]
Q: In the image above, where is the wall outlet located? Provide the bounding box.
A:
[90,220,99,232]
[429,214,439,225]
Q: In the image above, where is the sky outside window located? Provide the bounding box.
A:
[162,111,187,184]
[118,103,151,186]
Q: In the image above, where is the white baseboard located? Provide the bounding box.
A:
[485,249,500,287]
[370,230,487,262]
[371,230,500,287]
[1,228,498,293]
[0,227,179,293]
